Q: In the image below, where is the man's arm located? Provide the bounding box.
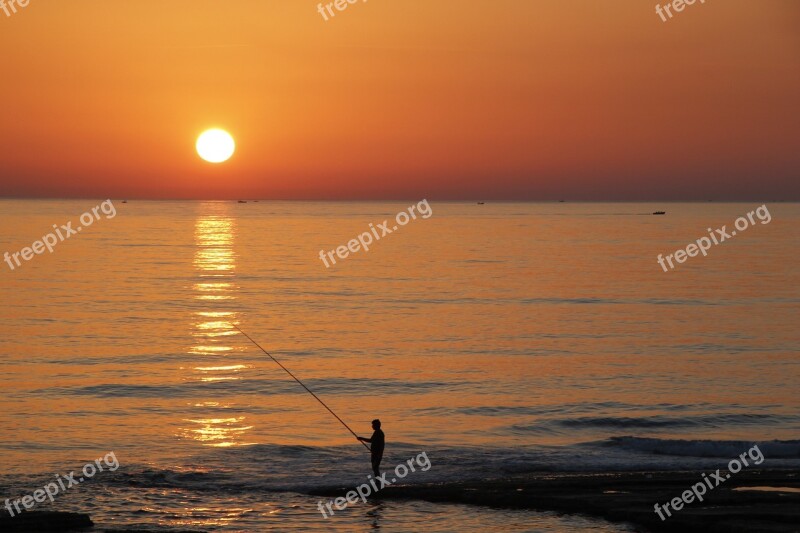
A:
[357,436,372,443]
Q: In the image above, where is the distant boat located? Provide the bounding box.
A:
[477,202,485,205]
[559,200,565,203]
[653,211,666,215]
[121,200,128,204]
[238,200,247,204]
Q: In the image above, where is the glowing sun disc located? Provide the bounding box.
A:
[197,129,235,163]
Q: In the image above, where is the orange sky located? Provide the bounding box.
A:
[0,0,798,200]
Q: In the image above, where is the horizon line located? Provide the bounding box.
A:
[0,197,796,203]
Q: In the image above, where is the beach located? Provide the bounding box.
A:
[4,469,799,531]
[322,469,800,532]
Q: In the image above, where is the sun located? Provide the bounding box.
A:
[196,129,235,163]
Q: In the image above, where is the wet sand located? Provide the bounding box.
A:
[3,470,798,531]
[0,509,204,533]
[312,469,800,532]
[0,511,92,531]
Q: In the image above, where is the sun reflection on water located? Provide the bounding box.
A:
[182,203,253,447]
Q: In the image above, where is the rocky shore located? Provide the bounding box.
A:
[312,469,800,532]
[4,470,798,532]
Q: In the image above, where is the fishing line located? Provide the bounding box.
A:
[233,323,371,452]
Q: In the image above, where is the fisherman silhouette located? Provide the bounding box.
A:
[357,419,385,476]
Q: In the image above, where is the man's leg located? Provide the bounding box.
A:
[371,455,381,477]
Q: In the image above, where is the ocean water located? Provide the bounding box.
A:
[0,200,798,531]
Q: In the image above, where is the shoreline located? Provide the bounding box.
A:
[2,469,798,531]
[311,469,800,532]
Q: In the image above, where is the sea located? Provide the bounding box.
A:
[1,200,798,531]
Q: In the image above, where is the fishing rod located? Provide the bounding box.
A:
[233,324,371,452]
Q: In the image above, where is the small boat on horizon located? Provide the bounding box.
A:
[238,200,247,204]
[653,211,666,215]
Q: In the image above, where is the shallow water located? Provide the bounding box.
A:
[1,200,798,530]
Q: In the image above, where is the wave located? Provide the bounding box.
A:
[510,413,799,433]
[32,377,473,399]
[607,436,800,458]
[4,439,800,499]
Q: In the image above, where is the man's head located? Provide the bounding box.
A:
[372,419,381,430]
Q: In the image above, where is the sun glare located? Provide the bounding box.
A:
[196,129,235,164]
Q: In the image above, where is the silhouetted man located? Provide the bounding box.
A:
[357,419,385,476]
